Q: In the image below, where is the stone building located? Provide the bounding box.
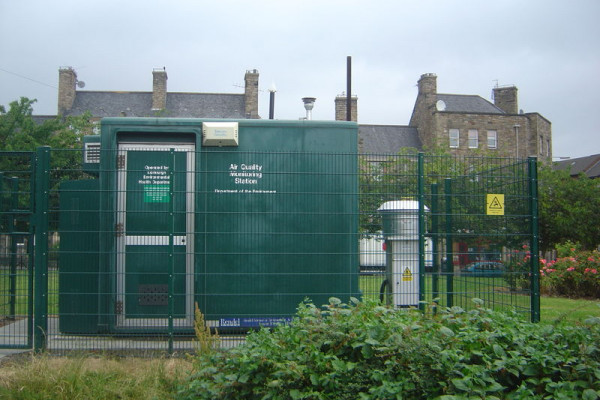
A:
[57,67,260,119]
[336,73,552,161]
[409,73,552,161]
[55,67,550,160]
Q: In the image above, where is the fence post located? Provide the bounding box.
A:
[430,183,439,312]
[9,177,19,319]
[33,146,50,352]
[417,153,426,311]
[444,178,453,308]
[528,157,540,323]
[168,148,175,354]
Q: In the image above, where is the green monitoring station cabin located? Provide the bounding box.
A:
[59,118,359,334]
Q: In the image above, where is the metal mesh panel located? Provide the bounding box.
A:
[0,152,35,349]
[1,148,538,353]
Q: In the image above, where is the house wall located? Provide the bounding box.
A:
[434,112,532,158]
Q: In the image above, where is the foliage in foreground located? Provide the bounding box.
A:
[179,298,600,400]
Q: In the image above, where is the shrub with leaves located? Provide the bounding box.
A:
[178,298,600,400]
[541,245,600,298]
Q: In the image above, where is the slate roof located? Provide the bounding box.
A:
[436,94,505,114]
[64,91,246,119]
[554,154,600,179]
[31,115,58,124]
[358,124,422,155]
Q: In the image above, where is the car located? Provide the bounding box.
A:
[461,261,505,277]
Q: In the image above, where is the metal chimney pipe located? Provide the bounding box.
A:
[268,83,276,120]
[346,56,352,121]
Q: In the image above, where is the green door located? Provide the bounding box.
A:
[116,143,194,329]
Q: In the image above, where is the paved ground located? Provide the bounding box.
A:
[1,317,244,356]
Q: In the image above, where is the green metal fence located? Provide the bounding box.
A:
[0,147,539,353]
[359,153,539,321]
[0,151,35,349]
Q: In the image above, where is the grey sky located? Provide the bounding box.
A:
[1,0,599,158]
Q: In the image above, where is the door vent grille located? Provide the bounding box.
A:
[138,284,168,306]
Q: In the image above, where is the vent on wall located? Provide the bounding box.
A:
[82,135,101,175]
[84,142,101,164]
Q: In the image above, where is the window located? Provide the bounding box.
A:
[539,136,544,155]
[468,129,478,149]
[487,130,497,149]
[449,129,459,148]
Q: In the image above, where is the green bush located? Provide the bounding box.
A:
[178,299,600,400]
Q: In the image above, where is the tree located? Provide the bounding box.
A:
[0,97,94,224]
[0,97,92,151]
[538,164,600,251]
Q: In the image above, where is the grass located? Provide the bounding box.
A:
[3,270,598,323]
[0,354,192,400]
[540,295,600,324]
[360,273,531,313]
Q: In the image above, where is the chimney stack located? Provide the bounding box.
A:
[335,94,358,122]
[58,67,77,115]
[493,86,519,114]
[152,68,168,111]
[244,69,259,119]
[418,73,437,96]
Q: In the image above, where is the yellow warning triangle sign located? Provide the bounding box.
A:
[486,194,504,215]
[402,267,413,281]
[489,197,502,209]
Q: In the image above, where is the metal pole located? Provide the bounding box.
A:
[34,146,50,352]
[444,178,453,308]
[269,90,275,120]
[168,149,175,354]
[346,56,352,121]
[417,153,425,311]
[431,183,439,312]
[528,157,540,322]
[9,177,18,319]
[27,153,35,348]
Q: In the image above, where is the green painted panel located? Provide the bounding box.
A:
[95,119,358,330]
[121,149,189,319]
[199,125,359,325]
[58,179,100,333]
